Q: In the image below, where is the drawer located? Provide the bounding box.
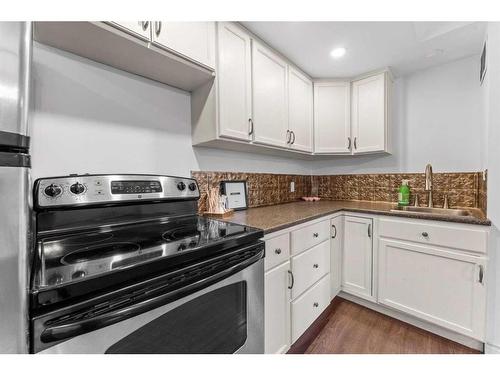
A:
[379,218,488,254]
[291,240,330,299]
[291,274,330,343]
[265,233,290,271]
[291,220,330,255]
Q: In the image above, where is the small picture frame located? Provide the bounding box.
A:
[480,40,487,85]
[220,180,248,210]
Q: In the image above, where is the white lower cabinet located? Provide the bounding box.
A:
[291,274,331,342]
[290,240,330,299]
[378,239,487,340]
[264,213,489,353]
[265,260,291,354]
[342,215,373,299]
[330,216,343,297]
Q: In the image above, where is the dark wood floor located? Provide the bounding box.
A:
[305,298,480,354]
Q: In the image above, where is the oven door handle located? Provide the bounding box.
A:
[40,248,264,344]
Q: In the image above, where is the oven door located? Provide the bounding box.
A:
[34,250,264,354]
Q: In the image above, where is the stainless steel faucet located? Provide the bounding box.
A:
[425,164,433,208]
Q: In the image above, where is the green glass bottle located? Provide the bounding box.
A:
[398,179,410,206]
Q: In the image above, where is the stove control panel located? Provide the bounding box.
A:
[35,174,200,209]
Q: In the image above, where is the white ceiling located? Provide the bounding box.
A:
[241,22,486,78]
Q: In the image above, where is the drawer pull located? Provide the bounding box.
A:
[274,248,281,255]
[313,263,319,269]
[332,224,337,238]
[422,232,429,238]
[313,232,319,238]
[478,265,484,284]
[313,302,319,308]
[287,270,294,290]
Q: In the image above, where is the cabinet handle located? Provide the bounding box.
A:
[313,302,319,307]
[155,21,162,37]
[287,270,294,290]
[274,248,281,255]
[347,137,351,150]
[141,21,150,31]
[421,232,429,238]
[286,130,291,144]
[313,263,319,269]
[291,131,296,144]
[332,224,337,238]
[313,232,319,238]
[354,137,357,150]
[367,223,371,238]
[248,118,254,135]
[478,265,484,284]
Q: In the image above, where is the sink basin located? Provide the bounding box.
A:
[390,206,471,217]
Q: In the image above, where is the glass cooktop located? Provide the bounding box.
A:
[35,216,262,290]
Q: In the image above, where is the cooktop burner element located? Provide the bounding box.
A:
[61,242,141,265]
[35,216,259,290]
[162,225,201,241]
[57,233,114,247]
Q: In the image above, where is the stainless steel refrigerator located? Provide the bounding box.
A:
[0,22,32,353]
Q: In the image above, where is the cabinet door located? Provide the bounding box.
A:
[330,216,343,298]
[351,72,387,154]
[152,22,216,69]
[342,216,373,299]
[378,239,487,340]
[313,82,351,154]
[252,41,289,148]
[288,67,313,152]
[110,21,151,40]
[216,22,253,142]
[265,261,291,354]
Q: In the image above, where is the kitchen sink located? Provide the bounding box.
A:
[390,206,471,217]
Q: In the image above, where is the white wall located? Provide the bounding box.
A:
[30,44,311,180]
[484,22,500,354]
[313,55,484,175]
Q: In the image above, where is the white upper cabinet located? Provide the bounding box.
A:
[288,67,313,152]
[151,22,216,69]
[313,81,351,154]
[351,72,390,154]
[110,21,151,40]
[216,22,253,142]
[252,41,289,148]
[342,216,373,300]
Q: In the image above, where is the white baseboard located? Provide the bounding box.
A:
[485,343,500,354]
[338,291,484,352]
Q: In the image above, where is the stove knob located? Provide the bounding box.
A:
[177,182,186,191]
[48,273,63,285]
[44,184,62,198]
[188,182,197,191]
[72,270,86,279]
[70,182,85,195]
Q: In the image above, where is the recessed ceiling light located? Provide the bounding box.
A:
[330,47,346,59]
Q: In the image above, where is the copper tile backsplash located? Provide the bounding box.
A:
[191,171,486,214]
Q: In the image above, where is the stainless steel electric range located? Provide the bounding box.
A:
[29,174,264,354]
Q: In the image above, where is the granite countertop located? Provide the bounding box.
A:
[220,200,490,234]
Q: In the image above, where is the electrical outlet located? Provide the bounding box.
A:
[290,181,295,192]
